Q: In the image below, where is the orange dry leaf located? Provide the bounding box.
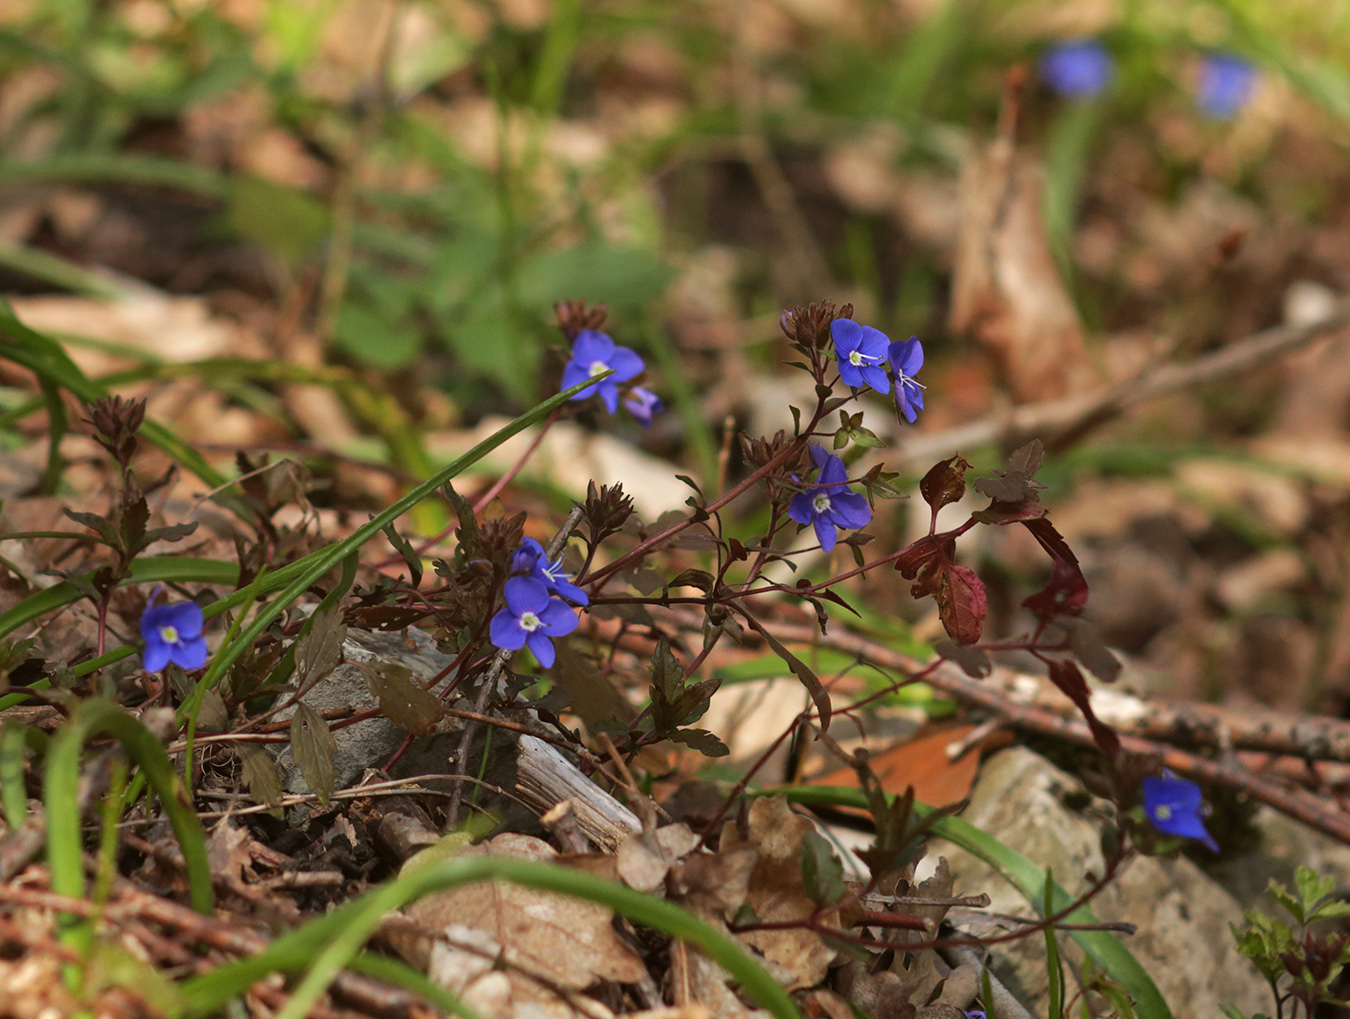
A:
[813,724,1013,808]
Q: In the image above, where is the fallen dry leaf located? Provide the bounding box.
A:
[401,832,646,1009]
[949,134,1094,402]
[814,724,1014,809]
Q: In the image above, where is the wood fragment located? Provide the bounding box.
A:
[516,735,640,852]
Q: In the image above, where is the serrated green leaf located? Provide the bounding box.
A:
[291,703,338,806]
[361,661,444,736]
[239,743,283,811]
[294,605,347,695]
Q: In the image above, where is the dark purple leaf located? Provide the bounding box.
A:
[919,455,971,515]
[1048,659,1119,758]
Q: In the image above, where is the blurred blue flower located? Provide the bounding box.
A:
[787,444,872,552]
[887,336,925,424]
[1040,39,1114,99]
[1197,53,1257,119]
[511,537,589,606]
[561,330,645,414]
[1143,772,1219,852]
[140,599,208,673]
[489,577,579,669]
[831,319,891,394]
[966,1012,987,1019]
[623,386,663,428]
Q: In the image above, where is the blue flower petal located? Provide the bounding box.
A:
[597,379,621,415]
[490,608,528,650]
[571,330,616,364]
[538,597,580,635]
[142,641,172,674]
[787,492,815,527]
[173,635,209,671]
[860,362,891,394]
[826,491,872,530]
[830,318,862,356]
[1041,39,1114,99]
[889,337,923,378]
[512,538,544,575]
[504,576,550,615]
[162,601,204,640]
[526,631,556,668]
[561,360,601,401]
[814,517,838,552]
[605,346,645,383]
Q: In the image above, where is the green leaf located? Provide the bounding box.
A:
[228,176,330,269]
[239,743,283,812]
[1295,865,1335,916]
[800,830,846,907]
[361,661,444,736]
[291,704,337,807]
[515,242,674,312]
[333,300,424,370]
[293,604,347,696]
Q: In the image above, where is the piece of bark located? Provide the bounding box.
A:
[515,735,640,852]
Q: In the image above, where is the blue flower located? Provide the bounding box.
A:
[1197,53,1256,119]
[830,319,891,394]
[787,444,872,552]
[888,336,925,424]
[511,537,589,606]
[1040,39,1114,99]
[561,330,645,414]
[966,1012,987,1019]
[489,576,580,668]
[1143,773,1219,852]
[140,600,208,673]
[623,386,663,429]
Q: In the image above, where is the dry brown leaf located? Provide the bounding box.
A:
[949,135,1094,402]
[403,833,646,995]
[718,797,836,991]
[814,724,1014,809]
[616,822,700,894]
[205,820,255,882]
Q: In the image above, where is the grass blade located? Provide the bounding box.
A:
[178,855,800,1019]
[44,699,213,939]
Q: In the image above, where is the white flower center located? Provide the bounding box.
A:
[159,625,179,644]
[588,360,609,378]
[1153,805,1172,821]
[848,351,864,365]
[812,492,832,515]
[518,611,542,632]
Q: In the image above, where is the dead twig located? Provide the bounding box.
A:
[895,305,1350,466]
[766,620,1350,844]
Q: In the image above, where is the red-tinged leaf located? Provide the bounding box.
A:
[1048,659,1119,758]
[1022,517,1079,568]
[894,535,948,580]
[1022,557,1089,622]
[970,500,1048,525]
[936,561,987,646]
[920,455,971,517]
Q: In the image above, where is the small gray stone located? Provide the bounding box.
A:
[930,747,1270,1018]
[273,625,461,795]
